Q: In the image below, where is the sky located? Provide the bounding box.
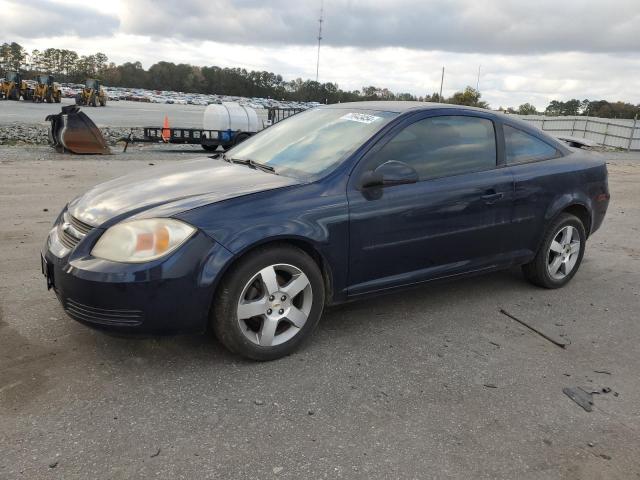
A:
[2,0,640,109]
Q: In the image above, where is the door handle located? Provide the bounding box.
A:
[482,192,504,204]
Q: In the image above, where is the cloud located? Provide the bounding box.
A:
[5,1,640,109]
[0,0,119,39]
[117,0,640,54]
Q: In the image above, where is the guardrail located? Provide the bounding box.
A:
[512,115,639,151]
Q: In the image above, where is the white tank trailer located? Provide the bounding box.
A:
[203,102,269,133]
[125,102,302,152]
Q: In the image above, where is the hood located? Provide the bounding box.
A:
[68,157,301,226]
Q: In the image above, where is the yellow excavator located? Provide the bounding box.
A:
[32,75,62,103]
[0,71,33,100]
[75,78,107,107]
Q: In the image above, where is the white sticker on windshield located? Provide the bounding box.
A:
[340,112,382,124]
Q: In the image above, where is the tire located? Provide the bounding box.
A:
[212,244,325,361]
[201,144,218,152]
[522,213,586,289]
[233,132,251,146]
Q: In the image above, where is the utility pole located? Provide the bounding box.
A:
[315,0,324,83]
[476,64,481,92]
[439,66,445,101]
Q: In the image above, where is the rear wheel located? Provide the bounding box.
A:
[233,132,251,146]
[212,245,325,361]
[522,213,586,289]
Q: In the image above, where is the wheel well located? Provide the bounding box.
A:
[562,204,592,237]
[214,239,334,305]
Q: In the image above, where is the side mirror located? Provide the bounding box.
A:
[360,160,419,189]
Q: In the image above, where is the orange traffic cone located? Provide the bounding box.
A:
[161,115,170,143]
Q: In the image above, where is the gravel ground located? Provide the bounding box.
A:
[1,146,639,479]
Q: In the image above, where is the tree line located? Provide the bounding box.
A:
[502,99,640,119]
[2,41,638,117]
[0,41,494,106]
[1,41,425,103]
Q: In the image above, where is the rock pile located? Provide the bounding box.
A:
[0,123,144,146]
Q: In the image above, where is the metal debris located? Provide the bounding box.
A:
[46,105,111,155]
[500,309,568,348]
[563,387,594,412]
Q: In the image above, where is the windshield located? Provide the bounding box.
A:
[226,108,397,179]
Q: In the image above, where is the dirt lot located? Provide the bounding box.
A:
[1,146,639,479]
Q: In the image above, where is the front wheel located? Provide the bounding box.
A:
[522,213,586,289]
[212,244,325,361]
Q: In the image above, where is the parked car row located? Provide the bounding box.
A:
[57,83,311,110]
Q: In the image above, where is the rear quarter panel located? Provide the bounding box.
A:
[510,148,609,257]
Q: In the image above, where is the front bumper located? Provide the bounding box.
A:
[43,228,233,335]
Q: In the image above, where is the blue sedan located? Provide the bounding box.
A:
[42,102,610,360]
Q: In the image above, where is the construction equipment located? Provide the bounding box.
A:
[32,75,62,103]
[0,71,33,101]
[75,79,107,107]
[46,105,111,154]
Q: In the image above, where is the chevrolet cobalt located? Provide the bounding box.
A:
[42,102,610,360]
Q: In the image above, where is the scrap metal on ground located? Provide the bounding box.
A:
[46,105,110,154]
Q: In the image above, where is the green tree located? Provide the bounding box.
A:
[517,103,538,115]
[448,87,488,108]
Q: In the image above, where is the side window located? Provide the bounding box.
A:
[367,116,497,181]
[504,124,559,164]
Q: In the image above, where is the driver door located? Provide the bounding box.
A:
[347,112,513,296]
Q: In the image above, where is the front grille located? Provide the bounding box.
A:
[65,298,144,327]
[68,214,93,235]
[57,211,94,250]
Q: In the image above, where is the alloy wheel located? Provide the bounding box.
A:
[547,225,581,280]
[236,263,313,347]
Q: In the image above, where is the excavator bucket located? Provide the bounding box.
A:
[46,105,111,154]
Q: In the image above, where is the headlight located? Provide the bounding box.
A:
[91,219,196,263]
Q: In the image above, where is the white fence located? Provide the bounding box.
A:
[513,115,640,151]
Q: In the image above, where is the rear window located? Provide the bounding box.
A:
[504,125,559,164]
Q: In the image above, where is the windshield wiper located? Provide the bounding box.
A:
[213,152,232,163]
[229,158,277,174]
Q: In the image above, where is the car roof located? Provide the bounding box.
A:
[319,101,489,114]
[319,101,569,152]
